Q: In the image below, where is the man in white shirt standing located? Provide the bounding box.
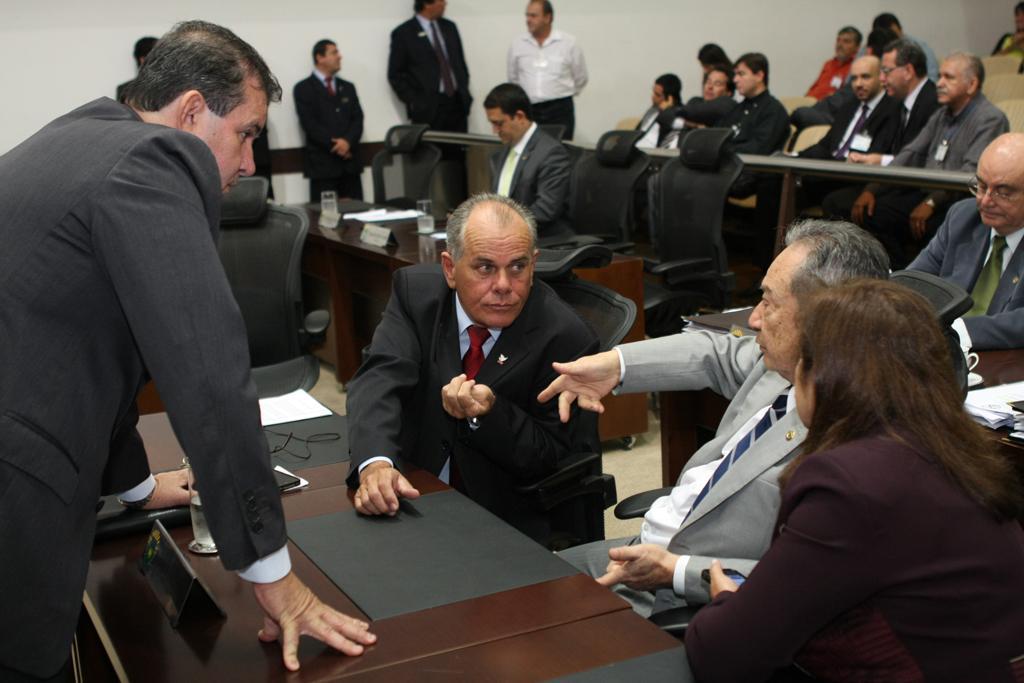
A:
[541,220,889,615]
[507,0,588,140]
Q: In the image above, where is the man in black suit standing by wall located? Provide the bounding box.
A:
[388,0,472,132]
[294,39,364,201]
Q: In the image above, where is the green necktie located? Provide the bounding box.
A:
[496,149,518,197]
[967,234,1007,317]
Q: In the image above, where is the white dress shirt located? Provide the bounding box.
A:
[507,29,588,103]
[834,89,885,158]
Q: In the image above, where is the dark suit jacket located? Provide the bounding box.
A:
[346,265,598,540]
[687,433,1024,682]
[679,95,736,128]
[388,16,472,124]
[715,90,790,155]
[293,73,364,180]
[489,127,572,236]
[799,93,900,160]
[0,98,284,677]
[909,198,1024,350]
[891,78,939,154]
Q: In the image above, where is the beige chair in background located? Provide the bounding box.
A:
[984,74,1024,103]
[983,54,1022,77]
[997,98,1024,133]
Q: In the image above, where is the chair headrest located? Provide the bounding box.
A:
[221,177,269,225]
[385,124,430,153]
[534,245,614,280]
[889,270,973,325]
[679,127,735,171]
[596,129,645,167]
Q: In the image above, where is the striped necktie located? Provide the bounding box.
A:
[686,391,789,519]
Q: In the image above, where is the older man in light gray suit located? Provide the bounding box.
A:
[540,221,889,616]
[910,133,1024,350]
[484,82,573,241]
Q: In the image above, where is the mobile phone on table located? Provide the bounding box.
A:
[273,470,301,492]
[701,567,747,586]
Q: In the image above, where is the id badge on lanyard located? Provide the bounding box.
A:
[934,140,949,163]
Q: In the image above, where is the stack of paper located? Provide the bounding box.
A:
[258,389,332,427]
[964,380,1024,429]
[342,208,421,222]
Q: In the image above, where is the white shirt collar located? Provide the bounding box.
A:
[524,28,564,47]
[454,293,504,337]
[991,226,1024,255]
[864,89,885,113]
[314,69,334,86]
[415,13,436,34]
[511,122,538,157]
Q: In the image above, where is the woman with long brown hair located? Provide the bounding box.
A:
[684,279,1024,682]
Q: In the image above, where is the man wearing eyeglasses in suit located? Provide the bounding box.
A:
[909,133,1024,351]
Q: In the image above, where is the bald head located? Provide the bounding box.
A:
[849,55,882,102]
[975,133,1024,235]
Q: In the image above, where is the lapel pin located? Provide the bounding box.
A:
[785,430,796,441]
[1013,276,1020,285]
[497,354,508,365]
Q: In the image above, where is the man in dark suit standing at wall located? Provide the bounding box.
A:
[294,39,364,201]
[388,0,472,132]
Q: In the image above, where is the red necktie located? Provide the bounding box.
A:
[463,325,490,379]
[325,77,335,96]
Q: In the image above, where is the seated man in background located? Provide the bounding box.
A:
[635,73,683,149]
[798,55,900,207]
[805,25,862,100]
[541,220,889,615]
[484,83,573,241]
[677,64,736,130]
[910,133,1024,350]
[851,52,1008,267]
[993,2,1024,59]
[293,38,364,202]
[347,194,599,542]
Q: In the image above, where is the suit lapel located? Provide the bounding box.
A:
[992,236,1024,313]
[474,289,540,387]
[510,132,540,195]
[434,291,464,382]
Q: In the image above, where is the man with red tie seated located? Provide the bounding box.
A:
[345,193,598,542]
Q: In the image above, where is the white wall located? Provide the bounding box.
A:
[0,0,1005,203]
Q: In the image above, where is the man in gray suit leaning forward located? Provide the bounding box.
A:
[909,133,1024,351]
[485,82,573,241]
[540,221,889,615]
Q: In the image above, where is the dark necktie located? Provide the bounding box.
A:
[430,22,456,97]
[685,392,789,520]
[325,77,335,96]
[967,235,1008,317]
[835,103,870,159]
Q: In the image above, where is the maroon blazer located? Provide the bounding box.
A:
[686,433,1024,682]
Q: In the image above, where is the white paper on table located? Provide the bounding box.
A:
[274,465,310,493]
[342,208,422,222]
[964,380,1024,429]
[259,389,331,426]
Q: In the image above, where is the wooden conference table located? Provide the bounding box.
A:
[300,201,648,443]
[657,309,1024,490]
[80,413,682,681]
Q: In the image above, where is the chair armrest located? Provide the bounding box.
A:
[516,452,617,512]
[602,241,636,253]
[537,234,605,249]
[517,451,600,496]
[648,605,702,637]
[613,486,674,519]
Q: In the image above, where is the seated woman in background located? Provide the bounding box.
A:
[685,279,1024,682]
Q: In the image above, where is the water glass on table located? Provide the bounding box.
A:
[417,198,435,234]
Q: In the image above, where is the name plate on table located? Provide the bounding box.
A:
[139,520,225,628]
[359,223,397,248]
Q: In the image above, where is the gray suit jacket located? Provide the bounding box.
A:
[618,332,806,605]
[868,94,1009,206]
[0,98,284,677]
[489,126,571,235]
[909,197,1024,350]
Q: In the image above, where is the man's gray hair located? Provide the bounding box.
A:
[785,219,890,298]
[445,193,537,260]
[945,51,986,88]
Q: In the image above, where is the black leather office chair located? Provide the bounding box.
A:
[371,124,442,210]
[517,246,634,549]
[644,128,742,337]
[553,129,650,252]
[218,177,329,397]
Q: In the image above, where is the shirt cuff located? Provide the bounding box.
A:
[359,456,394,473]
[881,154,894,166]
[610,347,626,396]
[672,554,692,597]
[116,474,156,502]
[952,317,972,351]
[237,545,292,583]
